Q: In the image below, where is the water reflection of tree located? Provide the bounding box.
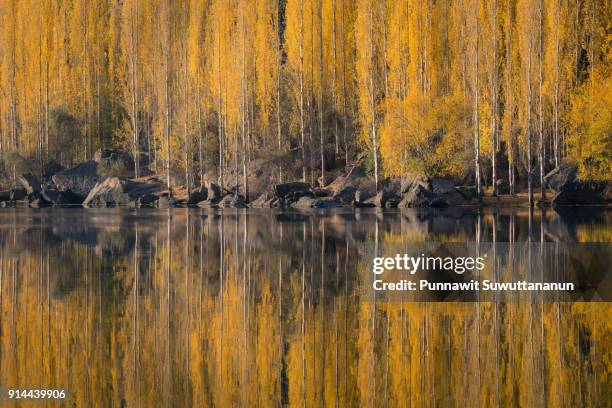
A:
[0,208,609,406]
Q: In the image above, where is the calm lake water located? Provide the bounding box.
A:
[0,208,609,407]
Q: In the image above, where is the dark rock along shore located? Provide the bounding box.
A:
[0,149,609,209]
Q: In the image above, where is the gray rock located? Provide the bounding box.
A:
[27,192,51,208]
[18,173,41,194]
[544,163,578,192]
[366,190,399,208]
[52,161,101,199]
[188,186,208,205]
[552,183,605,206]
[438,190,463,206]
[83,177,163,207]
[333,186,356,205]
[291,196,315,208]
[218,195,247,208]
[430,178,456,195]
[10,188,27,201]
[274,182,313,200]
[156,195,176,209]
[314,188,332,197]
[41,189,83,206]
[206,182,223,202]
[399,184,447,208]
[313,198,343,208]
[604,182,612,202]
[354,189,368,204]
[135,194,159,208]
[455,186,478,201]
[291,196,342,209]
[400,176,429,194]
[250,190,279,208]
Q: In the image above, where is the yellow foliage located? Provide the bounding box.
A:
[567,64,612,180]
[379,92,470,178]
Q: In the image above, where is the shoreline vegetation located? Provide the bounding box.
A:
[0,1,610,209]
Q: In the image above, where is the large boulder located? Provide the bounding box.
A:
[134,194,160,208]
[603,181,612,202]
[455,186,478,201]
[333,186,357,205]
[544,163,578,192]
[250,190,279,208]
[354,189,371,206]
[18,173,41,194]
[155,194,176,209]
[94,148,135,171]
[543,163,607,206]
[10,188,27,201]
[430,178,456,195]
[399,184,447,208]
[187,186,208,205]
[365,190,400,208]
[291,196,342,209]
[218,195,247,208]
[27,192,51,208]
[274,182,313,200]
[401,175,429,194]
[52,161,101,199]
[41,189,83,206]
[552,182,606,206]
[83,177,163,208]
[206,182,223,202]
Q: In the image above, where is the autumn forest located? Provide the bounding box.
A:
[0,0,610,196]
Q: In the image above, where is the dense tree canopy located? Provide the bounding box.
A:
[0,0,609,191]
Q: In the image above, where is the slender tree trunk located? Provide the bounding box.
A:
[241,13,248,200]
[45,60,49,160]
[369,1,378,192]
[382,0,388,96]
[277,0,283,183]
[473,0,481,198]
[163,4,172,192]
[299,0,307,182]
[197,75,204,186]
[527,38,534,208]
[491,0,498,196]
[507,0,515,196]
[38,10,44,179]
[183,47,191,194]
[319,0,325,186]
[217,31,224,189]
[554,12,560,169]
[332,0,338,155]
[309,1,315,185]
[341,0,349,169]
[538,0,546,200]
[131,0,140,178]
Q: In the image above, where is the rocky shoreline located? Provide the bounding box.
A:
[0,148,609,210]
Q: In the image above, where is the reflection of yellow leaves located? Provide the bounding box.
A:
[1,223,611,407]
[576,224,612,243]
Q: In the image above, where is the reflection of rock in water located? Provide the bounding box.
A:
[0,208,608,300]
[0,207,609,406]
